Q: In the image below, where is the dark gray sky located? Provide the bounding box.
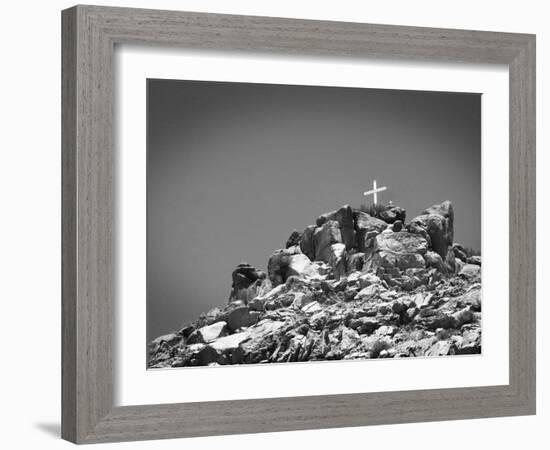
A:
[147,79,481,341]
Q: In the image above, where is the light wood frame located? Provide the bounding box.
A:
[62,5,536,444]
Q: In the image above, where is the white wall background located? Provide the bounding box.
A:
[0,1,546,448]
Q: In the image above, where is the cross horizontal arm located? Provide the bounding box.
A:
[364,186,387,196]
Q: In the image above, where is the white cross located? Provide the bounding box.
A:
[363,179,387,205]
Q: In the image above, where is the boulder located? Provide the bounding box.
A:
[266,250,318,286]
[222,306,260,332]
[196,345,220,365]
[407,201,454,260]
[392,220,403,232]
[378,205,406,224]
[340,327,361,352]
[210,331,251,351]
[445,245,456,273]
[316,205,356,250]
[150,333,182,348]
[422,200,453,217]
[253,278,273,299]
[267,249,292,286]
[229,262,264,302]
[286,230,303,248]
[459,264,481,279]
[377,231,428,255]
[365,232,428,272]
[468,255,482,266]
[452,243,468,262]
[287,253,319,279]
[358,273,381,288]
[347,252,365,272]
[355,283,385,301]
[247,297,265,312]
[197,321,228,342]
[348,317,380,334]
[328,243,347,279]
[425,340,456,357]
[458,327,481,354]
[300,225,316,260]
[454,258,465,274]
[353,211,388,252]
[424,250,446,273]
[313,220,342,262]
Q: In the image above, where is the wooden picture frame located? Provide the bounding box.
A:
[62,5,536,444]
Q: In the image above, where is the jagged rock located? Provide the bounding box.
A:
[425,250,446,273]
[408,201,454,260]
[248,297,265,312]
[302,301,322,314]
[355,283,386,300]
[358,273,381,288]
[286,253,319,279]
[317,205,356,250]
[426,340,456,357]
[229,262,264,302]
[300,225,316,260]
[459,264,481,279]
[340,327,361,352]
[468,255,482,266]
[197,321,228,342]
[150,333,181,348]
[195,345,220,365]
[445,245,456,272]
[328,243,347,279]
[379,205,406,224]
[366,232,428,272]
[222,306,260,332]
[458,327,481,354]
[349,317,380,334]
[423,312,457,330]
[454,258,465,274]
[413,292,434,308]
[353,211,388,252]
[313,220,342,262]
[286,230,303,248]
[392,220,403,232]
[452,308,475,327]
[348,252,365,272]
[378,231,428,255]
[267,249,292,286]
[452,243,468,262]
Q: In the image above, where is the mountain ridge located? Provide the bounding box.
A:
[149,201,482,368]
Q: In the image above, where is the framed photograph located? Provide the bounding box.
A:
[62,5,536,444]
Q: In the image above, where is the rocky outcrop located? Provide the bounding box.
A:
[149,200,482,368]
[353,211,388,252]
[317,205,356,250]
[286,230,303,248]
[407,200,454,263]
[378,205,406,224]
[362,232,428,276]
[313,220,342,262]
[229,263,265,302]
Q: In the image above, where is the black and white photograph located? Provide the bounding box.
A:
[146,79,482,368]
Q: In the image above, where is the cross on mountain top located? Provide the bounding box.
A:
[363,180,387,205]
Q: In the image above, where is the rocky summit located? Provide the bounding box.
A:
[148,201,482,368]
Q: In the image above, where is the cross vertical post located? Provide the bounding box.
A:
[364,179,388,205]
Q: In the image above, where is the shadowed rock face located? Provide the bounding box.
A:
[148,200,481,368]
[229,263,266,302]
[316,205,356,250]
[407,200,455,262]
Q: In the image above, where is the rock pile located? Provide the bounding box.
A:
[148,201,482,368]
